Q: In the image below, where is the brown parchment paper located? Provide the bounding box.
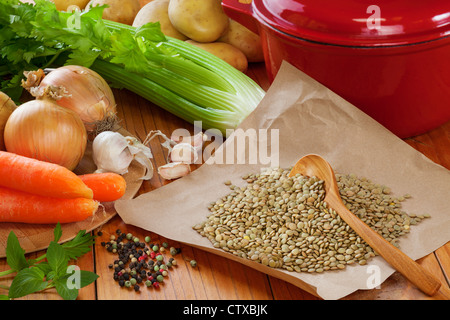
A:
[114,61,450,300]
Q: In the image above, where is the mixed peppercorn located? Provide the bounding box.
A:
[99,229,184,292]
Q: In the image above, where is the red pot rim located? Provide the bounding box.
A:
[253,0,450,47]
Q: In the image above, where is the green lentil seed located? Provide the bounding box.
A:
[195,169,426,274]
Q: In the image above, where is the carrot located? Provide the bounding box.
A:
[0,151,93,199]
[79,173,127,202]
[0,186,99,224]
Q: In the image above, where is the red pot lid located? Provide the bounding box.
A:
[253,0,450,46]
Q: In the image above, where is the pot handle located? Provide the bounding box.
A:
[221,0,259,34]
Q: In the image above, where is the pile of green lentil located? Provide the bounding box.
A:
[193,168,430,274]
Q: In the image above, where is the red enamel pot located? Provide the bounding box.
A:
[222,0,450,138]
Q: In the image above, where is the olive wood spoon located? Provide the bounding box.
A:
[289,154,442,297]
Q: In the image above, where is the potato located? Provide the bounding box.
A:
[186,40,248,73]
[168,0,229,43]
[218,19,264,63]
[86,0,141,25]
[51,0,90,11]
[133,0,188,40]
[139,0,153,7]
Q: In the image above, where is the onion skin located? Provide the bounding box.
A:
[38,65,117,133]
[0,92,17,151]
[4,99,87,171]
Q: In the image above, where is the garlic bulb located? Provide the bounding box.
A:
[92,131,153,180]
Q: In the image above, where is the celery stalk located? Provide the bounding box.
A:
[92,60,242,131]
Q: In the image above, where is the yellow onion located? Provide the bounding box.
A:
[0,91,17,151]
[4,97,87,171]
[25,65,117,133]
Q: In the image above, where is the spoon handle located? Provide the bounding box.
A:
[329,196,441,296]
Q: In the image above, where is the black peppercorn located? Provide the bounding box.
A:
[134,284,140,292]
[119,279,125,287]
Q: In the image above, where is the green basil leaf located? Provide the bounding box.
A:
[8,267,47,299]
[34,262,52,276]
[62,266,98,290]
[78,270,99,288]
[53,223,62,242]
[46,241,68,276]
[54,278,78,301]
[6,231,28,272]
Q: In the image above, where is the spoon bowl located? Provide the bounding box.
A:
[289,154,442,297]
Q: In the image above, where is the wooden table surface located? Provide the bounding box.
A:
[0,62,449,301]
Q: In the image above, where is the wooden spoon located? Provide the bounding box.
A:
[289,154,442,297]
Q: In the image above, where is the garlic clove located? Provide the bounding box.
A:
[169,143,198,164]
[157,162,191,180]
[171,132,206,149]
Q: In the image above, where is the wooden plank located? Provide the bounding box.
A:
[435,243,450,286]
